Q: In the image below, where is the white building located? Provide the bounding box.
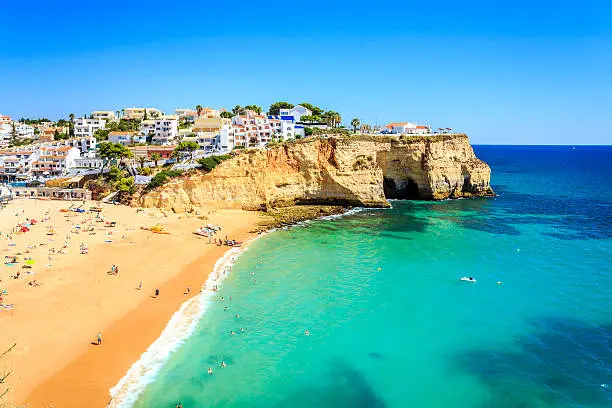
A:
[219,110,303,150]
[15,123,35,139]
[0,149,39,181]
[91,111,117,122]
[31,146,80,179]
[74,118,106,138]
[42,136,97,153]
[139,120,156,136]
[279,105,312,122]
[75,151,104,171]
[108,131,146,146]
[151,115,179,145]
[383,122,430,135]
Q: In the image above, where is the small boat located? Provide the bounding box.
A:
[460,277,477,283]
[602,384,610,390]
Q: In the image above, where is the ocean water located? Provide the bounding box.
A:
[125,145,612,408]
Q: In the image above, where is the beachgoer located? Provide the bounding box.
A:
[304,330,310,336]
[221,361,227,368]
[155,288,159,297]
[220,296,224,301]
[208,367,213,375]
[97,332,102,345]
[240,327,245,332]
[230,330,235,335]
[224,306,228,311]
[235,313,240,319]
[138,282,142,290]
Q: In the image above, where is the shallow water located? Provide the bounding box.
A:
[130,145,612,408]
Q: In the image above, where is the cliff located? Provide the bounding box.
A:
[140,134,494,213]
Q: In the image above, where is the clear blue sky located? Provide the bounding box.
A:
[1,0,610,144]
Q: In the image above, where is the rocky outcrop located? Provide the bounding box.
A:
[140,134,493,213]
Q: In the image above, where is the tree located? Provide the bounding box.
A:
[268,102,294,116]
[324,111,342,128]
[244,105,262,115]
[136,156,146,168]
[232,105,244,115]
[195,105,203,117]
[69,113,75,138]
[98,142,132,175]
[299,103,324,117]
[174,141,199,161]
[9,123,18,147]
[220,111,233,119]
[351,118,361,133]
[151,153,162,167]
[143,109,148,121]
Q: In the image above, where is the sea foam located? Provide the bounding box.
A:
[107,242,254,408]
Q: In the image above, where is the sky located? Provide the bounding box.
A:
[1,0,611,144]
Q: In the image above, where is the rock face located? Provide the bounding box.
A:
[140,134,494,213]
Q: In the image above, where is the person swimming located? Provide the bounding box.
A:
[208,367,213,375]
[221,361,227,368]
[304,329,310,336]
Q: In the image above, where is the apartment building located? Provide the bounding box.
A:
[0,150,38,181]
[151,115,179,145]
[74,118,106,138]
[15,123,35,139]
[31,146,80,179]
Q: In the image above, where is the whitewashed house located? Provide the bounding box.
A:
[74,118,106,138]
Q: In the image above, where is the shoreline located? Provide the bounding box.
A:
[107,239,259,407]
[19,204,355,407]
[0,199,266,408]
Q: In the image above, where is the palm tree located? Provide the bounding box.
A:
[137,156,146,169]
[195,105,203,117]
[350,118,360,133]
[151,153,162,167]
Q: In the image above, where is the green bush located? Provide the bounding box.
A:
[147,169,183,190]
[197,154,231,172]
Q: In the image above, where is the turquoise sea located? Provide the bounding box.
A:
[126,146,612,408]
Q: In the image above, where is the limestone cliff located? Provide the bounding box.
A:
[140,134,494,213]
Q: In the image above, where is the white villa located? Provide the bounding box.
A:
[383,122,430,135]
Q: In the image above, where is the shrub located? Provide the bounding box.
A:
[138,166,153,176]
[146,169,183,189]
[197,154,231,172]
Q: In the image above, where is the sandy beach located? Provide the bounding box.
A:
[0,198,265,407]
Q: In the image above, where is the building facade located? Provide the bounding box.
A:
[74,118,106,138]
[151,116,179,145]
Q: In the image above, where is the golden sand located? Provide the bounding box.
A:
[0,199,265,407]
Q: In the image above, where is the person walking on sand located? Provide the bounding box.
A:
[97,332,102,345]
[155,288,159,297]
[138,281,142,290]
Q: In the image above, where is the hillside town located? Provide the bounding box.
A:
[0,103,452,199]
